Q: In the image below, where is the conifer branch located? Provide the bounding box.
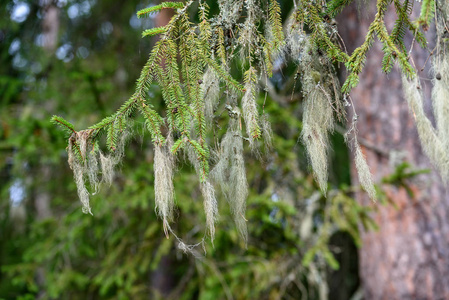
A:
[416,0,435,29]
[137,1,185,18]
[51,115,76,136]
[327,0,354,18]
[267,0,285,54]
[142,26,167,38]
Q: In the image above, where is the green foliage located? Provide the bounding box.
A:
[327,0,354,18]
[382,162,430,197]
[342,0,419,93]
[137,1,185,18]
[50,115,76,137]
[416,0,435,29]
[142,26,167,38]
[302,190,377,270]
[267,0,285,56]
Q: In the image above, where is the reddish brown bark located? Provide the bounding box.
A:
[338,3,449,299]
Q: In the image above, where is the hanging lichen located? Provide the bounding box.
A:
[154,137,176,230]
[402,75,449,181]
[211,117,249,243]
[52,0,445,247]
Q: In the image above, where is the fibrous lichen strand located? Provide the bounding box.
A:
[402,75,449,181]
[354,140,377,201]
[432,55,449,151]
[200,180,218,240]
[154,139,176,223]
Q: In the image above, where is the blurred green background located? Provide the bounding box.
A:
[0,1,369,299]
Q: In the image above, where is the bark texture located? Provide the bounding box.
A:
[42,0,59,52]
[338,2,449,299]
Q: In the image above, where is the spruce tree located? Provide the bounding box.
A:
[52,0,448,247]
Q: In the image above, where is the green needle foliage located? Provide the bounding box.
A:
[52,0,448,247]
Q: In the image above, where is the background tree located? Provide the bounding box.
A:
[339,1,449,298]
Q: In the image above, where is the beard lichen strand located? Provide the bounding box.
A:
[210,120,249,242]
[87,150,99,195]
[296,35,337,194]
[217,0,242,29]
[154,139,176,224]
[185,142,219,241]
[238,0,259,60]
[74,166,92,215]
[200,180,218,241]
[68,128,131,215]
[301,123,330,193]
[344,121,377,201]
[99,152,114,186]
[402,75,449,181]
[228,131,249,243]
[202,68,220,123]
[261,114,273,151]
[68,138,92,215]
[210,133,231,197]
[70,130,95,215]
[286,18,307,62]
[432,55,449,150]
[242,73,260,151]
[354,140,377,201]
[301,81,334,193]
[99,130,129,185]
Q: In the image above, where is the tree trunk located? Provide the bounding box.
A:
[338,2,449,299]
[34,0,59,221]
[42,0,59,53]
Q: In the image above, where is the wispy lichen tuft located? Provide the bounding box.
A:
[74,167,92,215]
[242,67,260,150]
[261,114,273,151]
[402,75,449,180]
[154,139,176,224]
[211,122,248,242]
[202,68,220,123]
[100,152,114,186]
[68,131,94,215]
[432,56,449,151]
[229,135,248,243]
[301,85,334,193]
[354,141,377,201]
[200,180,218,240]
[87,150,99,194]
[286,18,307,62]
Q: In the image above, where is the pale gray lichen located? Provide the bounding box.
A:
[200,180,219,240]
[68,129,131,215]
[154,138,176,224]
[202,67,220,123]
[301,84,334,193]
[354,140,377,201]
[260,113,273,151]
[286,17,307,62]
[432,56,449,151]
[402,74,449,180]
[99,152,114,186]
[211,119,248,242]
[242,79,260,149]
[68,131,94,215]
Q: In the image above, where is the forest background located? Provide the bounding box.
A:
[1,0,448,299]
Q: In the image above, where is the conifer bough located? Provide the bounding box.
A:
[52,0,448,248]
